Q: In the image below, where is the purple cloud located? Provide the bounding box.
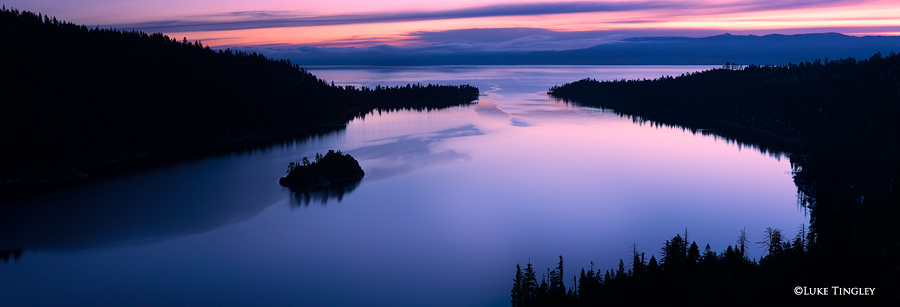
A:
[105,0,869,34]
[105,1,679,33]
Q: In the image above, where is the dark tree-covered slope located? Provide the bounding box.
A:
[548,54,900,303]
[550,55,900,148]
[0,8,478,192]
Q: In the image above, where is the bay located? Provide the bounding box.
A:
[0,65,806,306]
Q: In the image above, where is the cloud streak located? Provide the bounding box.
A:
[83,0,898,50]
[105,1,684,33]
[106,0,873,34]
[237,25,900,60]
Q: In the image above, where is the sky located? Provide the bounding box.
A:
[6,0,900,51]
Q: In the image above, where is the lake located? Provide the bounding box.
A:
[0,66,807,306]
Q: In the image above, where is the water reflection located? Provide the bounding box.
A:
[289,181,362,207]
[510,117,531,127]
[350,124,483,181]
[0,159,284,253]
[474,101,511,117]
[1,249,22,263]
[1,66,808,307]
[551,97,794,158]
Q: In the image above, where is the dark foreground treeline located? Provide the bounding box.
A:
[548,54,900,303]
[0,8,478,194]
[513,228,826,306]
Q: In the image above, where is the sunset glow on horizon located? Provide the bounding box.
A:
[6,0,900,49]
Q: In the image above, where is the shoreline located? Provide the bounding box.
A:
[0,97,477,202]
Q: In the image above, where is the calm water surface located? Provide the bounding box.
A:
[1,66,806,306]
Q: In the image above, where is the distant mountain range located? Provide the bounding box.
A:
[276,33,900,66]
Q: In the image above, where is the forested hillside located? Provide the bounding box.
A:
[550,55,900,147]
[547,54,900,304]
[0,8,478,192]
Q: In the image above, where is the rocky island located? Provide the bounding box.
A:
[279,150,365,192]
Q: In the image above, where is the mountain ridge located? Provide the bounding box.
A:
[276,32,900,66]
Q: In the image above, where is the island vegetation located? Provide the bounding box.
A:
[0,7,478,197]
[544,53,900,303]
[279,150,364,193]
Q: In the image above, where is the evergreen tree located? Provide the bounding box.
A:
[661,234,687,269]
[616,259,626,279]
[523,262,538,305]
[632,247,644,275]
[511,264,524,307]
[688,241,700,264]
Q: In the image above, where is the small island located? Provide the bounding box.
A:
[279,150,365,192]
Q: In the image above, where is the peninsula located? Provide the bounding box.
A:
[545,53,900,304]
[0,8,478,196]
